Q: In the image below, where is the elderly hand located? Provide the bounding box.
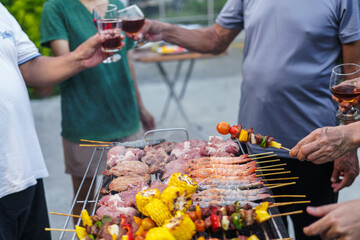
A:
[132,19,169,42]
[289,125,354,164]
[304,199,360,240]
[331,150,359,192]
[74,33,125,69]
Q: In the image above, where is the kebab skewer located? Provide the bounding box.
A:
[216,122,291,151]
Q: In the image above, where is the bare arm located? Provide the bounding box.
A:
[138,20,241,54]
[128,53,155,131]
[20,34,117,87]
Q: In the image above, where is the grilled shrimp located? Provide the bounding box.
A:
[185,161,256,173]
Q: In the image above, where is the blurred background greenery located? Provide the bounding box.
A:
[3,0,226,98]
[3,0,57,98]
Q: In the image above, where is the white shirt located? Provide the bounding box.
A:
[0,3,48,198]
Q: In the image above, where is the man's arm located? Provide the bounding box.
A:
[19,34,117,87]
[138,20,241,54]
[330,40,360,191]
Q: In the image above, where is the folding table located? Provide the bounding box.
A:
[130,47,227,133]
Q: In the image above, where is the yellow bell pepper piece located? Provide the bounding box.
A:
[247,234,260,240]
[145,227,175,240]
[122,235,129,240]
[238,129,249,142]
[269,141,281,149]
[75,225,88,240]
[254,202,271,223]
[80,209,92,227]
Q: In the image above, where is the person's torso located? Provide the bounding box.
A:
[41,0,140,142]
[0,3,48,198]
[239,0,343,155]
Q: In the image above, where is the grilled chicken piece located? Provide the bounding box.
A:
[103,161,149,177]
[109,174,151,192]
[107,146,145,167]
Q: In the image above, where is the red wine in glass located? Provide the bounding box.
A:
[122,17,145,33]
[330,83,360,102]
[98,19,122,52]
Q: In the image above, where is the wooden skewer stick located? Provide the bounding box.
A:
[256,159,281,164]
[248,152,274,157]
[255,168,285,172]
[257,163,287,169]
[262,177,299,181]
[268,182,296,189]
[269,201,311,208]
[271,238,294,240]
[50,212,80,218]
[280,146,291,151]
[251,154,278,160]
[271,210,303,218]
[270,195,307,198]
[45,228,75,232]
[79,144,110,147]
[264,183,284,187]
[256,171,291,177]
[80,139,113,144]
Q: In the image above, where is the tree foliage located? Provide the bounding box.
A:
[3,0,51,56]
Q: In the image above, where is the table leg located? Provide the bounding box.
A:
[158,60,184,125]
[156,62,204,133]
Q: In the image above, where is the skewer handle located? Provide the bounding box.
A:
[268,181,296,189]
[281,146,291,151]
[50,212,80,218]
[79,144,109,147]
[80,139,113,144]
[248,152,274,157]
[256,171,291,177]
[271,210,303,218]
[270,195,307,198]
[45,228,76,232]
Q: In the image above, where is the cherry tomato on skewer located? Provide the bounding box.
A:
[216,122,231,135]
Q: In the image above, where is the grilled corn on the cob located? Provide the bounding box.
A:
[161,186,192,214]
[144,227,175,240]
[168,173,197,195]
[136,188,161,216]
[163,211,196,240]
[143,199,172,226]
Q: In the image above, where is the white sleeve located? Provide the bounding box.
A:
[0,4,41,65]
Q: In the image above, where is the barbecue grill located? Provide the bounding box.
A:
[56,128,290,240]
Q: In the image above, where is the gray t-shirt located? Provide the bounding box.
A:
[216,0,360,157]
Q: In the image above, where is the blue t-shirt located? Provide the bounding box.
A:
[216,0,360,157]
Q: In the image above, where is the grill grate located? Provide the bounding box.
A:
[57,135,289,240]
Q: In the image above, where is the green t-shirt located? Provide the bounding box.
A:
[40,0,140,142]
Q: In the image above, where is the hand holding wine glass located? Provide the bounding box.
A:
[118,4,146,47]
[93,3,123,63]
[330,63,360,120]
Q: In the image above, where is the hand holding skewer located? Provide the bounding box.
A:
[289,125,357,164]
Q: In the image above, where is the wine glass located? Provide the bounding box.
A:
[117,4,146,47]
[329,63,360,120]
[93,3,122,63]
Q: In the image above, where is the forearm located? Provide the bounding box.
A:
[347,121,360,149]
[21,52,85,87]
[162,24,225,54]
